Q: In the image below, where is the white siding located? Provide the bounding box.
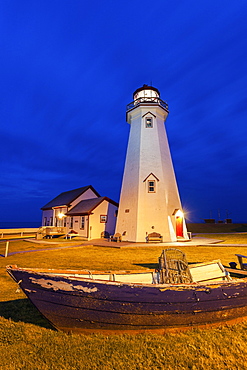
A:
[116,98,187,242]
[88,200,117,239]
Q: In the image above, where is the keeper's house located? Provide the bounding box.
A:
[41,185,118,239]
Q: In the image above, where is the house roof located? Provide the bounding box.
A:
[66,197,118,216]
[41,185,100,210]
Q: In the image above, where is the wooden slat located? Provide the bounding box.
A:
[114,273,154,284]
[225,268,247,276]
[189,260,228,283]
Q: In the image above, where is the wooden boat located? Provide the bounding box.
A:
[6,249,247,334]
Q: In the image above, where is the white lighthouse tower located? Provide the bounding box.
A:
[116,85,188,242]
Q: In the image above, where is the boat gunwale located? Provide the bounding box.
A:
[6,265,247,289]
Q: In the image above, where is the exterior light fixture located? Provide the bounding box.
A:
[175,210,184,218]
[172,209,184,218]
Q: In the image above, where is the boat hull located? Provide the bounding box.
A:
[6,266,247,334]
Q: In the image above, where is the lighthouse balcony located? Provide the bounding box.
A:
[126,97,169,112]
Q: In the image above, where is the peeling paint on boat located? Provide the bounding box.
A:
[24,288,37,293]
[29,277,98,293]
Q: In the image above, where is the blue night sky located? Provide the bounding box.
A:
[1,1,247,224]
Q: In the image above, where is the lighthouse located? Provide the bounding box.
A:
[115,85,188,242]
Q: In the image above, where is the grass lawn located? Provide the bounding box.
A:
[194,233,247,244]
[1,236,247,369]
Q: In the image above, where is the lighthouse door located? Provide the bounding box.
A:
[176,215,183,237]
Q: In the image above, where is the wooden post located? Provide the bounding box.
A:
[5,241,9,257]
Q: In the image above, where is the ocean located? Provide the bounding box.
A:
[0,221,41,229]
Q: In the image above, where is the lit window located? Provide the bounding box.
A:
[148,180,155,192]
[100,215,107,223]
[145,117,153,128]
[81,216,85,230]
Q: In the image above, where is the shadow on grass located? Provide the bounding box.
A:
[0,298,54,330]
[134,263,159,269]
[134,261,204,269]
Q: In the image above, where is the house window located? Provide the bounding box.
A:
[81,216,85,230]
[63,217,67,227]
[100,215,107,223]
[43,217,47,226]
[50,217,53,226]
[70,217,73,228]
[145,117,153,128]
[148,180,156,192]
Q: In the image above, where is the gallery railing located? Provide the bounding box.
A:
[126,97,169,112]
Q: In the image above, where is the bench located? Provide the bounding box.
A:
[101,231,110,239]
[65,230,79,240]
[45,227,66,239]
[146,232,163,243]
[235,254,247,270]
[110,233,122,242]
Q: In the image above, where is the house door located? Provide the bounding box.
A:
[73,219,80,233]
[176,215,183,237]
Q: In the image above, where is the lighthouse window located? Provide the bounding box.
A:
[145,117,153,128]
[148,180,155,192]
